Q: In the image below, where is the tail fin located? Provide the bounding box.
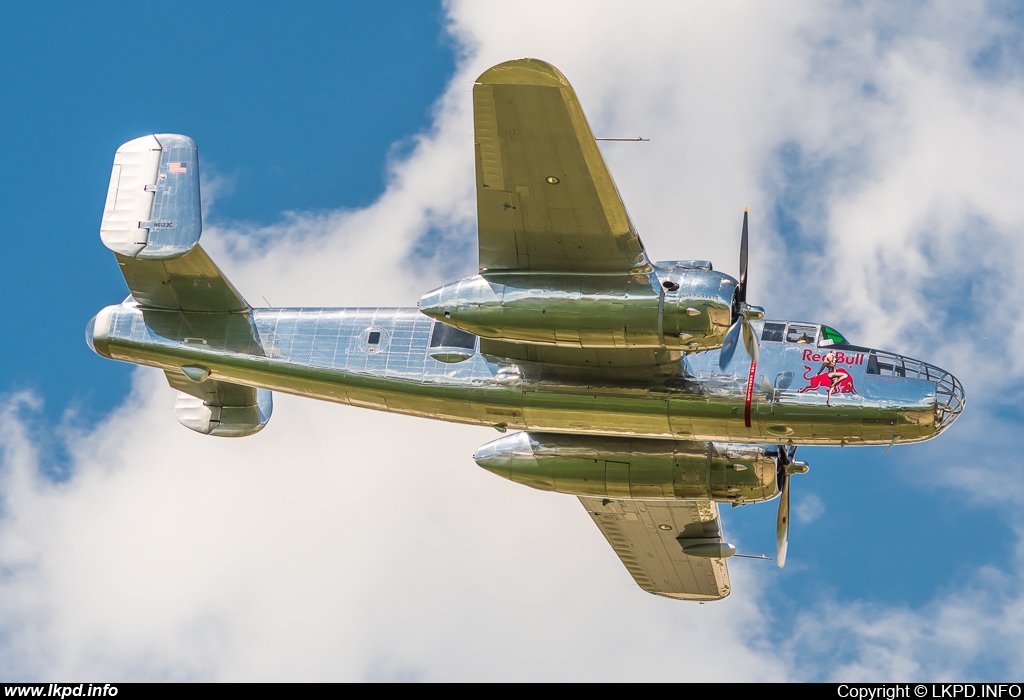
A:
[97,135,266,437]
[100,134,248,312]
[166,371,272,437]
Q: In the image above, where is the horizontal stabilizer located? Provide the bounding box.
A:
[166,370,272,437]
[101,134,201,260]
[117,244,249,312]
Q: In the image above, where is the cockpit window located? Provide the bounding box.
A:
[761,322,786,342]
[819,326,847,347]
[429,322,477,350]
[786,324,818,344]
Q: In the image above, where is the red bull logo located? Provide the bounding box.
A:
[801,349,865,365]
[798,349,858,406]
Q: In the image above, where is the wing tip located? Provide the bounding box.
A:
[476,57,569,88]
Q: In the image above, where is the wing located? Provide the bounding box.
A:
[579,497,732,600]
[101,134,248,312]
[474,59,649,274]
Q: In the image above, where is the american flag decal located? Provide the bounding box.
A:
[168,162,187,174]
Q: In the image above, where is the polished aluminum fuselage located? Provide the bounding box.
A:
[90,302,959,446]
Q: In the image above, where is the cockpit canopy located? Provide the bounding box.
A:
[759,321,849,348]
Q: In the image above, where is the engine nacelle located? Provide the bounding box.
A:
[473,432,779,504]
[418,268,735,351]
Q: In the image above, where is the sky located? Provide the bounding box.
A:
[1,0,1024,682]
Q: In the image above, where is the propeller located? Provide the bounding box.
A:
[774,445,809,569]
[720,208,765,370]
[738,205,749,307]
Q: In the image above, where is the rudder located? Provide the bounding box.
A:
[101,134,201,260]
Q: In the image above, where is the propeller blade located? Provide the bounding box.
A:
[719,319,742,370]
[776,471,790,569]
[737,207,748,305]
[741,316,760,364]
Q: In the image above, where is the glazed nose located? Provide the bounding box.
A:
[867,350,965,434]
[933,369,966,433]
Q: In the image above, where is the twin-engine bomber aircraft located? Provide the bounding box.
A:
[87,59,964,601]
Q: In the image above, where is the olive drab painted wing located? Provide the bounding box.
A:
[579,497,732,600]
[474,59,650,274]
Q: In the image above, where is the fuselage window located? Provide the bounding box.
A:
[866,354,879,375]
[761,322,786,342]
[368,331,381,345]
[429,322,477,350]
[786,324,818,344]
[867,353,906,377]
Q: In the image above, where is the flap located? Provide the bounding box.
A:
[579,497,731,600]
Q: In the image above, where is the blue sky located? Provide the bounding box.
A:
[2,0,1023,682]
[0,1,453,426]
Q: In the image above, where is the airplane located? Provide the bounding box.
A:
[86,58,965,601]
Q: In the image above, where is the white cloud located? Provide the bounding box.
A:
[784,577,1024,681]
[0,376,787,680]
[4,0,1024,681]
[795,494,826,525]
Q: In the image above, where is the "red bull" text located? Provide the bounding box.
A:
[801,349,865,365]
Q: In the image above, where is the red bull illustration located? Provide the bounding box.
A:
[798,350,856,406]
